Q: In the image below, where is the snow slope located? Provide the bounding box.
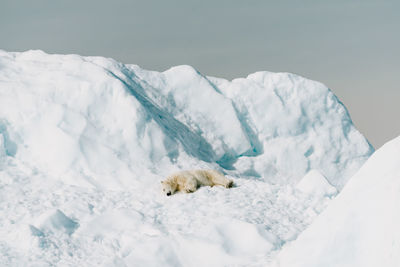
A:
[0,50,373,266]
[0,50,372,189]
[277,136,400,267]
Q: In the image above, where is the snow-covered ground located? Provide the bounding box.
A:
[0,50,373,266]
[276,135,400,267]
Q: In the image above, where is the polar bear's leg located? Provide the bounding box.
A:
[184,177,198,193]
[224,179,234,188]
[209,170,234,188]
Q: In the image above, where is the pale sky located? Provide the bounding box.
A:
[1,0,399,148]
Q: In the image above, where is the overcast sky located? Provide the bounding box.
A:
[1,0,399,148]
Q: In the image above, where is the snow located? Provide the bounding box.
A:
[276,136,400,267]
[296,169,337,197]
[0,49,373,266]
[34,209,79,236]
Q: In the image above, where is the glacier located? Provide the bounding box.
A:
[0,50,373,266]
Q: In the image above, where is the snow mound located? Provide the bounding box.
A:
[277,136,400,267]
[296,170,337,197]
[0,50,372,189]
[34,210,79,235]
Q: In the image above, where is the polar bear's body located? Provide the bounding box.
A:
[161,169,233,196]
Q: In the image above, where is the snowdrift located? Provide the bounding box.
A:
[0,50,372,189]
[0,50,374,266]
[277,136,400,267]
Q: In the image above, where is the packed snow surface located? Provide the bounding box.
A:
[296,170,337,198]
[277,136,400,267]
[0,50,373,266]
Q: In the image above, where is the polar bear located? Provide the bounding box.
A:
[161,169,234,196]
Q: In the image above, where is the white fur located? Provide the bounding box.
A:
[161,169,234,196]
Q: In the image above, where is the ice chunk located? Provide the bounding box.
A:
[34,210,79,235]
[296,170,337,197]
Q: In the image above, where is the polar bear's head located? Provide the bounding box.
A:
[161,180,176,196]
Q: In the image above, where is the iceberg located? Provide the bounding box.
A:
[0,50,374,266]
